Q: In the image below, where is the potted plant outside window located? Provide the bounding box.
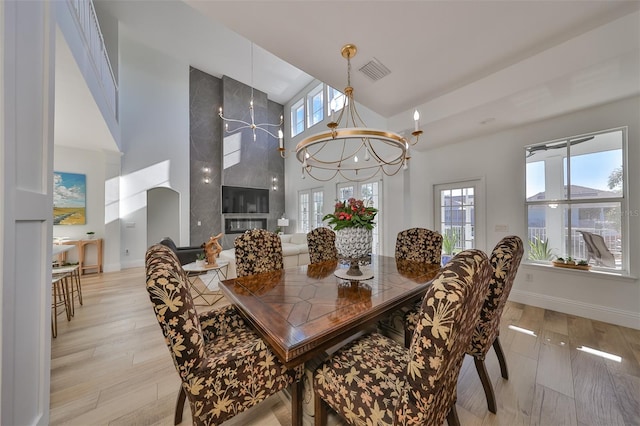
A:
[528,236,554,261]
[441,229,458,265]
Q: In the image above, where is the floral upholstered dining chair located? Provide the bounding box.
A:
[145,244,303,425]
[313,249,492,426]
[307,227,338,264]
[396,227,443,347]
[234,229,284,277]
[395,227,443,263]
[404,235,523,414]
[465,235,523,413]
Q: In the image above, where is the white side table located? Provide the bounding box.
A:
[182,260,229,306]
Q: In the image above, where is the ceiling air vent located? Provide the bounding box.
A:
[358,58,391,82]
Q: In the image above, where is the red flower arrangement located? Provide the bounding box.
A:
[323,198,378,231]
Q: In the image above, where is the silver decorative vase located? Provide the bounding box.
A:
[336,228,372,276]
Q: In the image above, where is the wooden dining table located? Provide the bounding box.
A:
[219,255,440,424]
[218,255,441,368]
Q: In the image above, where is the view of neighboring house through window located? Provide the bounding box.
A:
[298,188,324,233]
[337,181,381,254]
[307,83,324,128]
[525,128,626,271]
[435,181,481,255]
[291,98,304,137]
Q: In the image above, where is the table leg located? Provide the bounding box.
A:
[279,355,327,426]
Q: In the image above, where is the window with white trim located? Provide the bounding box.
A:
[298,188,324,233]
[307,83,324,128]
[327,86,347,118]
[525,128,627,271]
[312,189,324,230]
[291,98,304,137]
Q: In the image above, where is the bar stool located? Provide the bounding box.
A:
[53,264,82,316]
[51,275,71,338]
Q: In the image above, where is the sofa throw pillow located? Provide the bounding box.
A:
[290,233,307,245]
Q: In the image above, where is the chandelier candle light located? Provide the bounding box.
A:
[295,44,423,182]
[219,42,284,150]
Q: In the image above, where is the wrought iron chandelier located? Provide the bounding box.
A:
[219,43,284,146]
[295,44,422,182]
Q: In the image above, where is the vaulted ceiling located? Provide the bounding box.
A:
[58,1,640,152]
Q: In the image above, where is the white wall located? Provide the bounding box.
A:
[52,146,122,272]
[53,147,105,249]
[410,96,640,329]
[119,35,190,268]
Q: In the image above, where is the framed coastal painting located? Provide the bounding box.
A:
[53,172,86,225]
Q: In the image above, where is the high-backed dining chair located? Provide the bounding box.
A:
[467,235,523,413]
[396,228,443,347]
[404,235,524,414]
[307,227,338,264]
[313,249,491,426]
[145,244,303,425]
[234,229,284,277]
[395,227,442,263]
[578,230,616,267]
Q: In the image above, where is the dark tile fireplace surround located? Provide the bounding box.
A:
[189,69,285,250]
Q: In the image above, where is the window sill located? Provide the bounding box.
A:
[522,262,637,282]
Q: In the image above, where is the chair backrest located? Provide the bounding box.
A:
[395,227,442,264]
[234,229,284,277]
[397,249,491,425]
[145,244,206,381]
[468,235,524,358]
[578,230,598,260]
[307,227,338,264]
[584,231,616,267]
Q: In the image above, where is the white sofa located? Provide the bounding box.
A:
[218,233,310,279]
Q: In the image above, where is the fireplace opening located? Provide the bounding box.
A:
[225,218,267,234]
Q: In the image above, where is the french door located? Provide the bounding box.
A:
[434,179,485,252]
[298,188,324,233]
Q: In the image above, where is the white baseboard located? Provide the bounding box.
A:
[510,289,640,330]
[121,259,144,269]
[103,263,121,273]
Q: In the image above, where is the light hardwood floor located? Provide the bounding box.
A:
[50,268,640,425]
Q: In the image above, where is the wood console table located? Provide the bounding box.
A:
[56,239,103,275]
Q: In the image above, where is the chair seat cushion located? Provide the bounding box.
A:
[314,333,407,425]
[185,326,303,425]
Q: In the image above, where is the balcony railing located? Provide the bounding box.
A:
[528,226,621,265]
[66,0,118,120]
